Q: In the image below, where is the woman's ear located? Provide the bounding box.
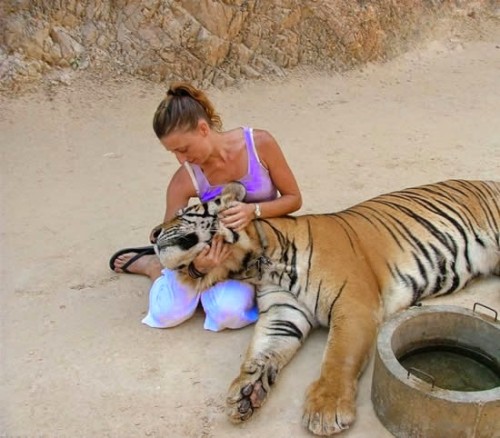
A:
[197,119,210,136]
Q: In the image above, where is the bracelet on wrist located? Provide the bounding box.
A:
[187,261,206,279]
[254,203,262,218]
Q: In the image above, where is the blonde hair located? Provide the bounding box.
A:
[152,82,223,138]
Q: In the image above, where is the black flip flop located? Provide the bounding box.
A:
[109,246,156,273]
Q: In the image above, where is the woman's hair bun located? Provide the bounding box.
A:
[167,84,190,98]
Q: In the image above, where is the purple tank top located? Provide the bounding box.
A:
[184,127,278,203]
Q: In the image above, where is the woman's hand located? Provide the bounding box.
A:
[191,235,232,274]
[220,201,255,231]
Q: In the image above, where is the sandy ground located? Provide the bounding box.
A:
[1,20,500,438]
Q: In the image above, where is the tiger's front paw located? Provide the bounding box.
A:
[226,358,279,423]
[301,379,356,436]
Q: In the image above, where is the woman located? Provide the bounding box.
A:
[110,82,302,331]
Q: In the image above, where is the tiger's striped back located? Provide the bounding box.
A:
[334,180,500,314]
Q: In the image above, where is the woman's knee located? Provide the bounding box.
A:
[201,280,258,331]
[142,269,200,328]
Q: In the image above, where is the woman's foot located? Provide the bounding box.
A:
[111,250,163,281]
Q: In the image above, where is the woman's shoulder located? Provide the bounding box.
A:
[251,128,280,155]
[224,127,279,154]
[252,128,274,141]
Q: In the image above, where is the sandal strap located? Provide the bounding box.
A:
[114,247,155,273]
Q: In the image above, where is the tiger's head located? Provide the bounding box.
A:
[151,182,250,273]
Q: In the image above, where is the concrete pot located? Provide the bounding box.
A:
[371,304,500,438]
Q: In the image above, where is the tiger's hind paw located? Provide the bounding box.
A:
[302,380,356,435]
[226,359,278,423]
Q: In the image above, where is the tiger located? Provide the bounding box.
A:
[151,179,500,436]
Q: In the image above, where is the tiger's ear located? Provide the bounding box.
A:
[220,182,246,206]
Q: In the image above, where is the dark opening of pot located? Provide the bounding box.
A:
[398,341,500,392]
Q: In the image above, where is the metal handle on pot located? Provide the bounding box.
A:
[472,302,498,322]
[407,367,435,389]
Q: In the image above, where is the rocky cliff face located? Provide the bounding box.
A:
[0,0,492,91]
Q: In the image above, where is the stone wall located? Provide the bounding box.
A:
[0,0,493,91]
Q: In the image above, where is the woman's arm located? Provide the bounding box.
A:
[220,129,302,230]
[252,128,302,217]
[163,166,197,222]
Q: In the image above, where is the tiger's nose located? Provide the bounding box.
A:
[150,225,162,244]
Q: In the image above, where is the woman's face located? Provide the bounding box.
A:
[160,120,211,165]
